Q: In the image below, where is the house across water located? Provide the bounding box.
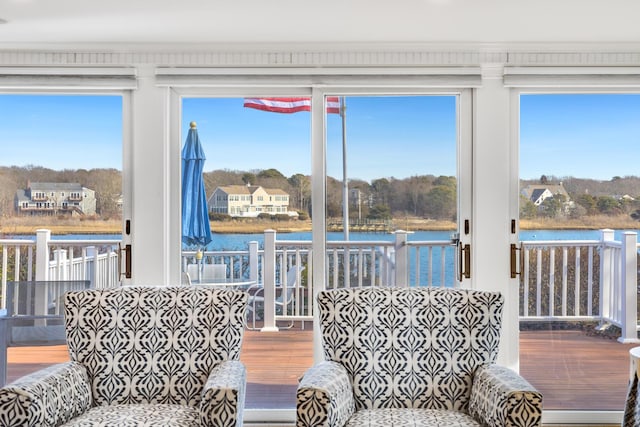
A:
[208,184,295,217]
[14,182,96,216]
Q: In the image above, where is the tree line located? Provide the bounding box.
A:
[520,175,640,220]
[202,168,457,221]
[1,166,639,223]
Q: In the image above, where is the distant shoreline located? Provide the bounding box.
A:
[1,214,638,236]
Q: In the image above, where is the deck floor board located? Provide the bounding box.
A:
[6,327,635,412]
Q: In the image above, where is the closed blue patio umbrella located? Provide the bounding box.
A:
[182,121,212,249]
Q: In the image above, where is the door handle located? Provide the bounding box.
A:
[118,243,132,279]
[459,243,471,280]
[510,243,521,278]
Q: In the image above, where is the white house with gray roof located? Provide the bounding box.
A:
[521,183,570,206]
[15,182,97,216]
[208,184,292,217]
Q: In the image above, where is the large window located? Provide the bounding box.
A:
[518,93,640,415]
[177,92,467,418]
[0,94,123,232]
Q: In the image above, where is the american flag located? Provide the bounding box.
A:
[243,97,341,114]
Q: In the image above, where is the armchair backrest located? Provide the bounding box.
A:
[317,287,503,412]
[64,286,247,407]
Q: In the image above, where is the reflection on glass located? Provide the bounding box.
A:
[519,93,640,411]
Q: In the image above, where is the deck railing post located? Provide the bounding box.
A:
[619,232,639,343]
[262,230,278,332]
[53,249,68,281]
[249,241,259,283]
[599,229,615,327]
[35,229,51,317]
[35,229,50,282]
[86,247,97,288]
[394,230,410,287]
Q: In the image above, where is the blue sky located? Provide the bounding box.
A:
[182,96,456,182]
[0,93,639,182]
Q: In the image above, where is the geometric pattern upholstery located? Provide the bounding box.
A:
[0,286,248,427]
[623,348,640,427]
[297,287,543,427]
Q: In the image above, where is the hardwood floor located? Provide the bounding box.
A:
[5,325,636,418]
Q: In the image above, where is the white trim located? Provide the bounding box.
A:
[504,66,640,88]
[0,67,136,76]
[310,88,327,364]
[155,67,482,88]
[244,408,295,424]
[542,410,622,424]
[457,89,473,289]
[156,66,482,76]
[3,44,640,67]
[0,66,137,89]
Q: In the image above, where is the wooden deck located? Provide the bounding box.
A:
[5,326,636,413]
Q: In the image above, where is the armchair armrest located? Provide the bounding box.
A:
[297,361,355,427]
[0,361,91,427]
[469,364,543,427]
[199,360,246,427]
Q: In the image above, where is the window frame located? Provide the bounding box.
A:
[509,84,640,425]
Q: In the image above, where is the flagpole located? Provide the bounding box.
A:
[341,96,349,240]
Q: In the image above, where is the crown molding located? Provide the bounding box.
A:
[0,42,639,68]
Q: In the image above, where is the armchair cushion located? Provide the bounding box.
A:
[0,286,248,427]
[199,360,246,427]
[298,287,543,427]
[318,287,503,411]
[469,365,543,427]
[64,286,247,407]
[0,361,91,427]
[60,404,200,426]
[344,408,481,426]
[297,361,355,427]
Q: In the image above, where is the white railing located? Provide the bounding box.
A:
[256,230,457,330]
[1,228,637,339]
[47,240,120,289]
[182,241,261,284]
[0,229,120,309]
[519,230,639,343]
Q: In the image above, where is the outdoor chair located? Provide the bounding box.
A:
[0,286,248,427]
[202,263,227,283]
[185,263,227,284]
[297,287,543,427]
[0,280,91,387]
[246,264,304,330]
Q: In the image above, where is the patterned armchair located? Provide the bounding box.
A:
[297,287,543,427]
[0,286,248,427]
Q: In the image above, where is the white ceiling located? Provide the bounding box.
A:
[1,0,640,49]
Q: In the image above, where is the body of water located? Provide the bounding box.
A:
[10,228,639,287]
[23,228,640,249]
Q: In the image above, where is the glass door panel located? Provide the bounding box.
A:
[181,96,313,410]
[0,93,123,382]
[324,95,462,288]
[518,93,640,414]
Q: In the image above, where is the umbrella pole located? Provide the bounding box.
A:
[196,249,203,283]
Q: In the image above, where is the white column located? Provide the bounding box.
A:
[473,64,518,369]
[311,90,327,362]
[129,65,172,285]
